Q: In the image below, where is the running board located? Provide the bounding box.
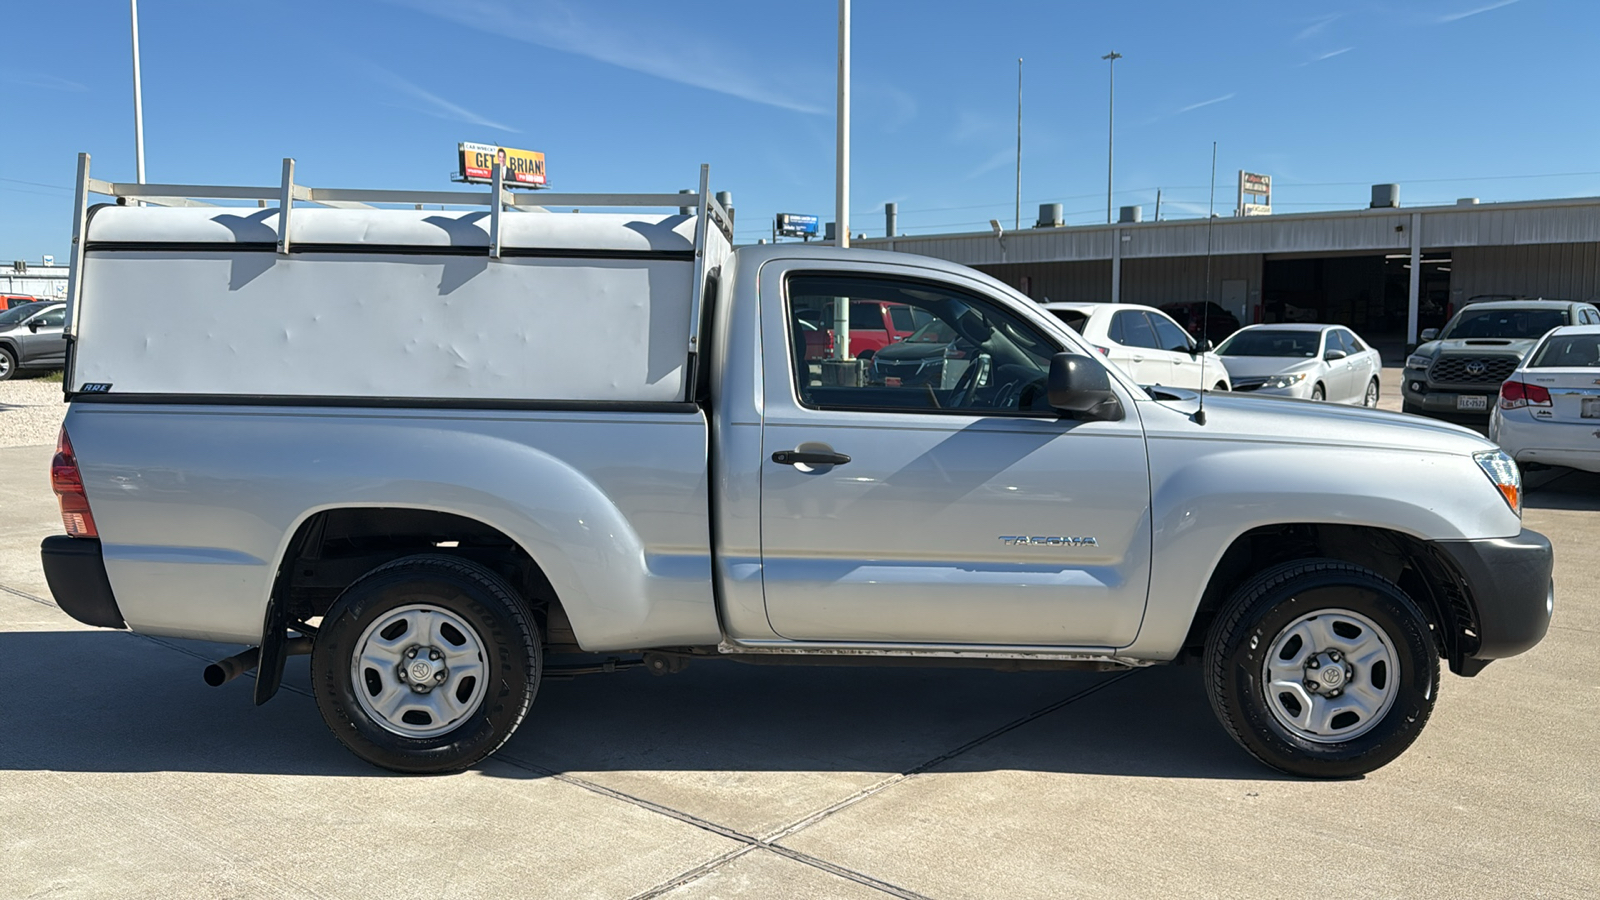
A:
[717,639,1154,670]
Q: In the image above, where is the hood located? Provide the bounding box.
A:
[875,339,957,363]
[1216,355,1318,380]
[1417,337,1537,357]
[1135,388,1492,456]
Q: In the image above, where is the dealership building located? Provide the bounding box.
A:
[855,188,1600,355]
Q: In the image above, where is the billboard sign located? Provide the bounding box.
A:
[1237,170,1271,216]
[776,213,819,238]
[459,142,547,187]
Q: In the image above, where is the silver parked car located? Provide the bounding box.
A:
[0,301,67,381]
[1217,324,1383,405]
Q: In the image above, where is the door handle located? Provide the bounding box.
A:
[772,449,851,467]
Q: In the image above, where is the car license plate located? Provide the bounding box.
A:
[1583,398,1600,419]
[1456,395,1487,411]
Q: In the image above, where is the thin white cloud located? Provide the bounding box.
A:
[4,73,88,92]
[1178,92,1237,114]
[361,62,519,133]
[1294,14,1342,41]
[1300,46,1355,65]
[950,110,1001,144]
[1438,0,1520,23]
[967,147,1016,180]
[386,0,826,115]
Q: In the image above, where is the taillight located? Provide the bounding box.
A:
[51,428,97,538]
[1499,380,1552,410]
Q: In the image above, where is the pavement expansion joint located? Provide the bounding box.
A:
[0,581,57,609]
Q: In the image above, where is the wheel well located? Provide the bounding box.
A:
[280,508,577,650]
[1183,524,1480,673]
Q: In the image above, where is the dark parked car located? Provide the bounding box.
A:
[867,318,977,388]
[1159,301,1241,344]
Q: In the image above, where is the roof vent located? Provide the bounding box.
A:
[1036,203,1063,228]
[1119,205,1142,224]
[1370,184,1400,209]
[1457,197,1480,206]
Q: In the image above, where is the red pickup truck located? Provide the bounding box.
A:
[798,300,925,359]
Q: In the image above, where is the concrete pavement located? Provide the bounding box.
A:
[2,429,1596,899]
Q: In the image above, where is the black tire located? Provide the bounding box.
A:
[1364,377,1380,407]
[1204,559,1439,778]
[311,554,541,774]
[0,347,16,382]
[1311,383,1326,401]
[1212,381,1229,392]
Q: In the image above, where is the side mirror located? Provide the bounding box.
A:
[1420,328,1439,342]
[27,320,41,332]
[1048,353,1124,421]
[1324,348,1348,361]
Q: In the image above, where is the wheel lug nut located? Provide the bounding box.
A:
[430,650,441,660]
[406,648,417,658]
[1308,659,1320,668]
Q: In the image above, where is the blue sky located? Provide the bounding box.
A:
[3,0,1596,258]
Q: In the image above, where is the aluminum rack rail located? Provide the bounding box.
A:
[65,152,731,360]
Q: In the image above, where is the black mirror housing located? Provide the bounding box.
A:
[1048,353,1124,421]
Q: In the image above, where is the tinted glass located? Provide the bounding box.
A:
[0,305,40,326]
[1529,334,1600,368]
[888,306,916,331]
[1445,308,1568,339]
[1217,329,1321,358]
[1150,314,1193,352]
[787,274,1062,414]
[1049,309,1089,334]
[1324,330,1347,354]
[1114,311,1160,349]
[850,303,886,330]
[1342,330,1367,352]
[34,308,65,327]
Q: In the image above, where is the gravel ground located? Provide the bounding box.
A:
[0,377,67,449]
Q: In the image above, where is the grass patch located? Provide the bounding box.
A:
[41,370,64,383]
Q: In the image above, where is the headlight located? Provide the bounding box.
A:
[1265,372,1308,389]
[1474,449,1521,516]
[1405,354,1432,370]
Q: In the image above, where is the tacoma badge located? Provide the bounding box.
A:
[999,535,1099,547]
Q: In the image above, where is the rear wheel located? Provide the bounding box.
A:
[0,347,15,381]
[312,554,541,773]
[1204,559,1439,778]
[1364,378,1380,407]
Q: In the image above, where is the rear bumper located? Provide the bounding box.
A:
[40,535,125,629]
[1435,529,1553,669]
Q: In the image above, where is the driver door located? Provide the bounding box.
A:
[758,264,1153,648]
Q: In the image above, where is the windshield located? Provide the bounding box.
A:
[0,304,47,326]
[1216,329,1321,358]
[1048,309,1089,334]
[1528,333,1600,368]
[1445,308,1568,339]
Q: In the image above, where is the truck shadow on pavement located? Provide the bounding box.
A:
[1,628,1282,781]
[1522,466,1600,510]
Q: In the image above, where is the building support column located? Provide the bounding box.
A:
[1110,228,1122,303]
[1407,212,1422,346]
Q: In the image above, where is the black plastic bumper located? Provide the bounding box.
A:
[39,535,125,629]
[1435,528,1553,667]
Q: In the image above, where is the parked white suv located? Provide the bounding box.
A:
[1042,302,1231,391]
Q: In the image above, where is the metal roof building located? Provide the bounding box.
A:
[854,195,1600,350]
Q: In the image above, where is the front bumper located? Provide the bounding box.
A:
[40,536,125,629]
[1401,371,1500,417]
[1435,528,1553,670]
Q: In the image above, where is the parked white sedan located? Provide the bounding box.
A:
[1215,324,1383,405]
[1041,302,1231,391]
[1489,324,1600,472]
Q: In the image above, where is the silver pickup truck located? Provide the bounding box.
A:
[41,158,1553,778]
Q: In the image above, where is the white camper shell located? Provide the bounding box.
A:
[63,154,733,405]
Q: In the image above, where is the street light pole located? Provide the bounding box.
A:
[1015,57,1022,232]
[131,0,146,187]
[836,0,850,249]
[1102,51,1121,224]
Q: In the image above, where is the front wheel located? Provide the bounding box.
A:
[312,554,541,773]
[0,347,15,382]
[1311,383,1326,401]
[1212,381,1229,392]
[1204,559,1439,778]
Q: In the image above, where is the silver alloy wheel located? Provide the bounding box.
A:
[0,352,11,379]
[1364,379,1379,407]
[351,603,488,738]
[1261,608,1399,744]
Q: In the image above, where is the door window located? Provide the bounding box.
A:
[1325,330,1348,355]
[1342,330,1367,352]
[31,307,65,327]
[1112,310,1161,350]
[1150,314,1194,353]
[787,274,1061,415]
